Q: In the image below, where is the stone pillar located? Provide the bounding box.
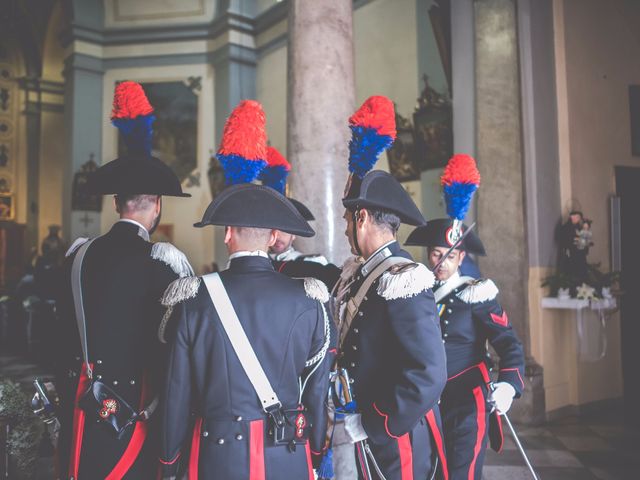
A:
[474,0,544,424]
[62,53,103,242]
[287,0,355,264]
[210,41,257,265]
[23,83,42,252]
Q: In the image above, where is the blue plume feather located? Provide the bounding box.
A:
[348,126,394,179]
[217,154,267,185]
[260,165,289,195]
[443,182,478,220]
[317,448,334,480]
[112,115,155,157]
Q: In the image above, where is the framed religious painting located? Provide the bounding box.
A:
[117,79,199,181]
[387,110,420,182]
[0,193,14,220]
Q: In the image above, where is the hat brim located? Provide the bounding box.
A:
[88,156,192,197]
[195,184,315,237]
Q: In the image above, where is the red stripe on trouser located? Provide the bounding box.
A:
[304,441,314,480]
[425,410,449,480]
[249,419,266,480]
[468,387,486,480]
[104,376,151,480]
[397,433,413,480]
[189,418,203,480]
[68,363,92,479]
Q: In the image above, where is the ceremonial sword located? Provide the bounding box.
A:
[488,383,540,480]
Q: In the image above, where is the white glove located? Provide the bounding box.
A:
[488,382,516,414]
[344,413,368,443]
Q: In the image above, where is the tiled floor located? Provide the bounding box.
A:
[483,410,640,479]
[2,354,639,479]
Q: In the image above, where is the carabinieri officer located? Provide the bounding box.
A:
[333,96,448,480]
[55,81,193,479]
[158,100,332,479]
[406,218,525,480]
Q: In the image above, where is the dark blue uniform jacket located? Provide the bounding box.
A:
[159,255,332,479]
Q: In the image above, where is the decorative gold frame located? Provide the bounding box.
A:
[0,192,14,220]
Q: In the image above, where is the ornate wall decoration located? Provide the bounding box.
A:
[387,108,420,182]
[71,154,102,212]
[0,193,14,220]
[413,75,453,170]
[0,51,17,215]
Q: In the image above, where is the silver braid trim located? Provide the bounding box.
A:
[305,301,330,368]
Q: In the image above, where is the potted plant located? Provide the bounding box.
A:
[586,264,620,299]
[541,271,576,299]
[0,379,44,479]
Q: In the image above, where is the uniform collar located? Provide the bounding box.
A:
[227,254,275,273]
[435,271,461,290]
[433,271,472,303]
[271,247,302,262]
[361,240,399,277]
[229,250,269,260]
[113,219,150,241]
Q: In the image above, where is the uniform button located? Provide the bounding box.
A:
[236,416,243,422]
[130,380,135,385]
[443,333,448,338]
[363,296,368,301]
[350,362,356,368]
[97,360,103,365]
[349,378,355,384]
[202,431,209,437]
[352,345,357,351]
[217,438,225,445]
[442,339,446,344]
[447,309,452,314]
[236,434,243,441]
[96,375,102,380]
[444,320,449,325]
[358,312,364,317]
[449,298,454,303]
[113,380,118,386]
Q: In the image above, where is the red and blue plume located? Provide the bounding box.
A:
[111,81,155,156]
[216,100,268,185]
[441,154,481,220]
[261,146,291,195]
[348,96,397,178]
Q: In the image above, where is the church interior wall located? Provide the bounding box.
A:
[561,0,639,406]
[533,0,640,414]
[39,1,67,244]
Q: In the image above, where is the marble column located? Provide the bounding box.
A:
[474,0,544,424]
[287,0,355,264]
[62,53,104,242]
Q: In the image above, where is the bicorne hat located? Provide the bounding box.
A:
[341,96,426,226]
[404,218,486,255]
[89,81,190,197]
[195,100,314,236]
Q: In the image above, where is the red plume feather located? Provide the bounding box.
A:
[111,81,154,119]
[266,146,291,171]
[218,100,267,161]
[441,154,481,186]
[348,95,397,139]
